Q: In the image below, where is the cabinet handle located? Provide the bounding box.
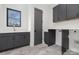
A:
[34,30,36,32]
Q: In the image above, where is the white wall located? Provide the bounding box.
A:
[56,29,62,46]
[50,19,79,29]
[0,4,30,33]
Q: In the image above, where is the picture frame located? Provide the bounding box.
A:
[7,8,21,27]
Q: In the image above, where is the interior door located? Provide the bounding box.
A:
[62,30,69,54]
[34,8,43,45]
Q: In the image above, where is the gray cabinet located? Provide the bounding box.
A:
[53,6,58,22]
[57,5,66,22]
[53,4,66,22]
[67,4,79,19]
[0,32,30,51]
[44,29,56,46]
[53,4,79,22]
[62,30,69,54]
[48,30,56,46]
[44,32,49,45]
[0,34,13,51]
[13,33,26,47]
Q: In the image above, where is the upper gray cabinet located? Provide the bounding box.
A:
[53,4,79,22]
[67,4,79,19]
[53,5,58,22]
[57,5,67,22]
[53,4,66,22]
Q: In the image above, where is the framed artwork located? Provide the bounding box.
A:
[7,8,21,27]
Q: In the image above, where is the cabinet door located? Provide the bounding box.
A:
[0,35,13,51]
[57,4,67,22]
[14,34,26,47]
[53,4,66,22]
[44,32,49,45]
[53,6,58,22]
[67,4,79,19]
[48,30,56,46]
[62,30,69,54]
[26,32,30,45]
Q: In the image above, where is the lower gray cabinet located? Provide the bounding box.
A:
[44,32,49,45]
[0,35,13,51]
[44,29,56,46]
[48,30,56,46]
[26,32,30,45]
[0,32,30,51]
[13,34,26,47]
[62,30,69,54]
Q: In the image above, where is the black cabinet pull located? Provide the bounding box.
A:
[34,30,36,32]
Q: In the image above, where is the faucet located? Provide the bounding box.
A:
[13,24,16,31]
